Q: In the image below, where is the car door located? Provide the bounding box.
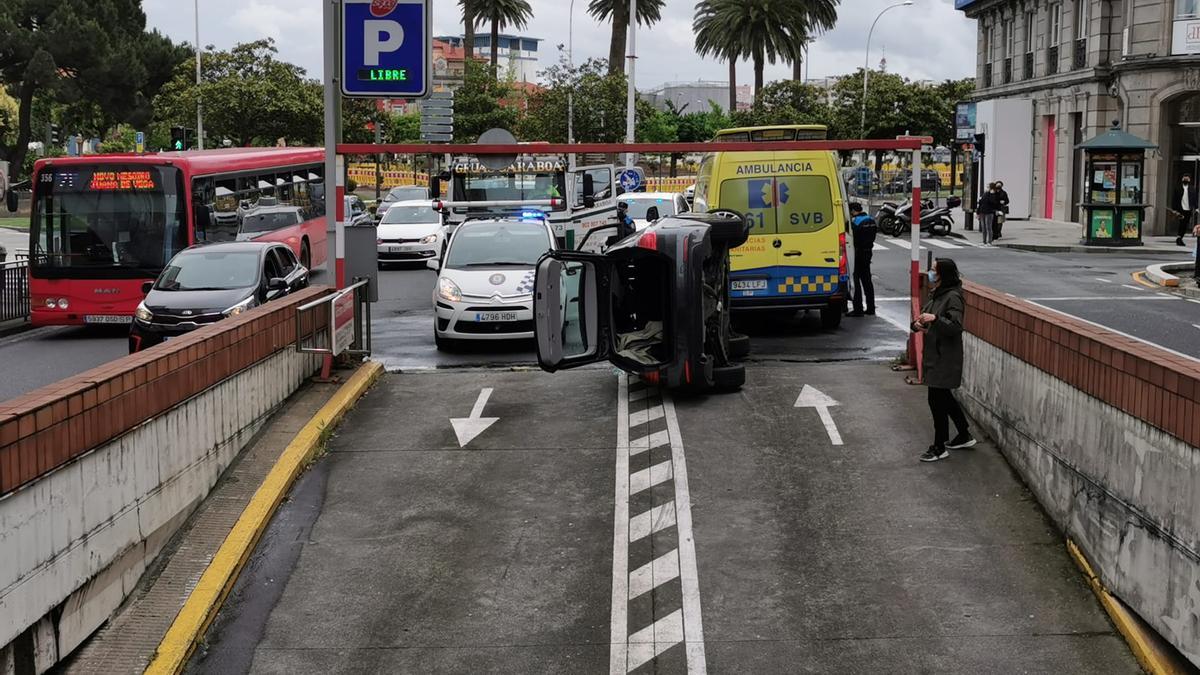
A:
[263,249,286,301]
[533,251,615,372]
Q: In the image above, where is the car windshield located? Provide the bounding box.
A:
[625,198,677,220]
[154,250,261,291]
[445,222,550,268]
[381,205,438,225]
[385,186,428,202]
[30,165,188,277]
[240,210,299,233]
[453,172,566,202]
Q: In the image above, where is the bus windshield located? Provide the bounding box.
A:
[30,165,188,277]
[453,172,566,203]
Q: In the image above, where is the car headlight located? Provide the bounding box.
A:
[223,297,256,317]
[135,302,153,323]
[420,234,439,245]
[437,277,462,303]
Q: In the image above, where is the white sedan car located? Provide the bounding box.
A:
[623,192,690,230]
[377,200,443,266]
[430,217,556,349]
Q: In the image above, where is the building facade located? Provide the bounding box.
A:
[642,82,754,113]
[435,34,543,84]
[958,0,1200,233]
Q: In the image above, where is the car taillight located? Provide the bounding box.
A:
[839,232,848,276]
[637,230,657,251]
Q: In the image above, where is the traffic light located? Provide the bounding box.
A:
[170,126,195,150]
[973,133,986,155]
[49,123,60,145]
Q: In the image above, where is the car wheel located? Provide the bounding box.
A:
[712,364,745,391]
[728,333,750,359]
[820,304,843,329]
[434,332,454,351]
[300,240,311,269]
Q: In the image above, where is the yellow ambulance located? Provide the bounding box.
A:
[694,125,849,328]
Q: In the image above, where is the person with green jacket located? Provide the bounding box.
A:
[911,258,976,462]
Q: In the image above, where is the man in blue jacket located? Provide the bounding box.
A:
[847,202,877,317]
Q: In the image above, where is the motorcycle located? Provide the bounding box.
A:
[881,196,960,237]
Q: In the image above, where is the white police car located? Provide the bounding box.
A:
[428,214,556,349]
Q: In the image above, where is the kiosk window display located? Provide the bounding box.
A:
[1077,121,1156,246]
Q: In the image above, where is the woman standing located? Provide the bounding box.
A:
[912,258,975,462]
[977,184,998,247]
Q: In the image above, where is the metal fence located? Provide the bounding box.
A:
[0,257,30,323]
[845,169,967,212]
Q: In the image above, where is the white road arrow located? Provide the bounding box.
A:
[794,385,843,446]
[451,388,499,447]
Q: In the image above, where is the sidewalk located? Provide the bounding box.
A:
[950,211,1190,255]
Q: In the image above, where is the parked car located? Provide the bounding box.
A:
[375,185,430,220]
[885,170,943,194]
[429,215,556,350]
[532,210,751,392]
[377,200,443,266]
[129,242,309,353]
[622,192,690,230]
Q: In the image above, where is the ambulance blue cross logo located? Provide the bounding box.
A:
[748,179,790,209]
[341,0,431,98]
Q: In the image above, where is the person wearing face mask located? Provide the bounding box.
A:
[1174,174,1197,247]
[976,184,999,247]
[911,258,974,462]
[993,180,1010,239]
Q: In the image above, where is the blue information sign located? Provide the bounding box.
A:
[618,169,644,193]
[341,0,431,98]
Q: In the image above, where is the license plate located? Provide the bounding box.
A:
[731,280,768,291]
[388,246,404,253]
[85,315,132,325]
[475,311,518,322]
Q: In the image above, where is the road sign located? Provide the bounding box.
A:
[618,169,644,192]
[428,90,454,100]
[341,0,431,98]
[421,133,453,142]
[420,103,454,114]
[135,131,145,154]
[422,115,453,124]
[420,124,453,134]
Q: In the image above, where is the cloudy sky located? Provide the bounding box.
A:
[144,0,977,86]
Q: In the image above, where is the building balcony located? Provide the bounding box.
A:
[1047,45,1059,75]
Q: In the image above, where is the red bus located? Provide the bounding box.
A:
[28,148,328,327]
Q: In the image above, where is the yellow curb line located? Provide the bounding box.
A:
[145,361,384,675]
[1066,539,1186,675]
[1132,271,1162,289]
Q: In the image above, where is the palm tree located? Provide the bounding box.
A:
[695,0,815,100]
[471,0,534,72]
[588,0,667,75]
[693,0,743,113]
[459,0,476,59]
[788,0,839,81]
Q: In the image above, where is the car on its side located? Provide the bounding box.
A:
[429,216,556,350]
[683,183,696,207]
[129,242,309,353]
[622,192,691,230]
[375,185,430,220]
[532,210,751,392]
[376,200,443,266]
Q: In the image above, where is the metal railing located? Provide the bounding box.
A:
[1047,45,1059,75]
[1073,39,1088,69]
[1,257,30,323]
[296,278,372,357]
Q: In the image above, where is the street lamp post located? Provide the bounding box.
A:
[195,0,204,149]
[568,0,575,145]
[861,0,912,138]
[625,0,637,167]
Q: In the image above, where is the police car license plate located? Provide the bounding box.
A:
[475,311,517,322]
[731,280,768,291]
[85,315,133,324]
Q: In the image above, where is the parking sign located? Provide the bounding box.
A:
[341,0,431,98]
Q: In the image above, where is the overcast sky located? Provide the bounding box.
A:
[145,0,976,86]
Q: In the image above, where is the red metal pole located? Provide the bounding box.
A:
[909,149,924,381]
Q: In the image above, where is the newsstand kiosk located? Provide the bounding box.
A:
[1077,120,1156,246]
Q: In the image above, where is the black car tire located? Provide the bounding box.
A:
[434,332,454,351]
[713,364,745,390]
[820,304,843,329]
[728,333,750,359]
[706,209,752,248]
[300,240,311,269]
[878,215,898,237]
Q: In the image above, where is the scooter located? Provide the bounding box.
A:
[887,196,960,237]
[876,199,934,237]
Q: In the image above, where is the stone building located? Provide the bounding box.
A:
[957,0,1200,233]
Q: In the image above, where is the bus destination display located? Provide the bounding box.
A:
[88,171,157,191]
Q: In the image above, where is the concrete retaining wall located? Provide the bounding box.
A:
[0,287,330,674]
[960,283,1200,667]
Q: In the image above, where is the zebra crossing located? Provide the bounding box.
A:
[872,237,975,252]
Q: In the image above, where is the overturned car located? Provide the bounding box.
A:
[532,210,752,392]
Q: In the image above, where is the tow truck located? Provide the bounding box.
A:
[431,154,618,250]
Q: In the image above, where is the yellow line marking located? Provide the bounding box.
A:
[1132,271,1162,289]
[145,361,384,675]
[1066,539,1189,675]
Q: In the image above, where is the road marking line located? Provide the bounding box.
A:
[630,429,670,454]
[661,394,708,674]
[1194,324,1200,331]
[925,238,961,249]
[609,375,631,674]
[1027,301,1200,365]
[1121,284,1145,291]
[629,387,653,402]
[630,460,673,495]
[1027,296,1177,302]
[1131,271,1160,289]
[817,407,843,445]
[872,243,887,251]
[1190,299,1200,305]
[1095,277,1113,283]
[628,405,665,428]
[629,502,676,542]
[628,549,680,600]
[1158,293,1180,299]
[627,610,684,671]
[886,238,913,249]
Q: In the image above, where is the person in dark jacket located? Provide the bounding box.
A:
[911,258,975,462]
[847,202,877,317]
[1173,174,1197,246]
[616,201,636,239]
[976,184,999,246]
[993,180,1011,239]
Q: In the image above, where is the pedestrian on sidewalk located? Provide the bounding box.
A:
[847,202,877,317]
[977,184,999,247]
[993,181,1010,239]
[911,258,975,462]
[1173,174,1197,247]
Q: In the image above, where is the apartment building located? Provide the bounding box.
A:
[958,0,1200,233]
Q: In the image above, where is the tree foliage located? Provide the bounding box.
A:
[829,70,975,143]
[453,60,520,143]
[520,58,629,143]
[588,0,666,75]
[0,0,188,175]
[470,0,533,71]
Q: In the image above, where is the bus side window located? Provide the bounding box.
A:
[192,177,214,243]
[309,165,325,218]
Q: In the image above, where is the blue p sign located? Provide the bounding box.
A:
[341,0,431,98]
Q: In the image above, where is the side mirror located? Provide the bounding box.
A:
[267,277,288,291]
[141,281,154,294]
[5,190,17,213]
[646,206,660,222]
[426,258,440,272]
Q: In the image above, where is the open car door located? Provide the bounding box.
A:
[534,251,613,372]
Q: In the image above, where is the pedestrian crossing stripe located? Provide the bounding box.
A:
[779,275,836,294]
[876,238,964,250]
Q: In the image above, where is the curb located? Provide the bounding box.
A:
[1143,262,1194,288]
[1066,539,1191,675]
[999,243,1188,256]
[144,360,385,675]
